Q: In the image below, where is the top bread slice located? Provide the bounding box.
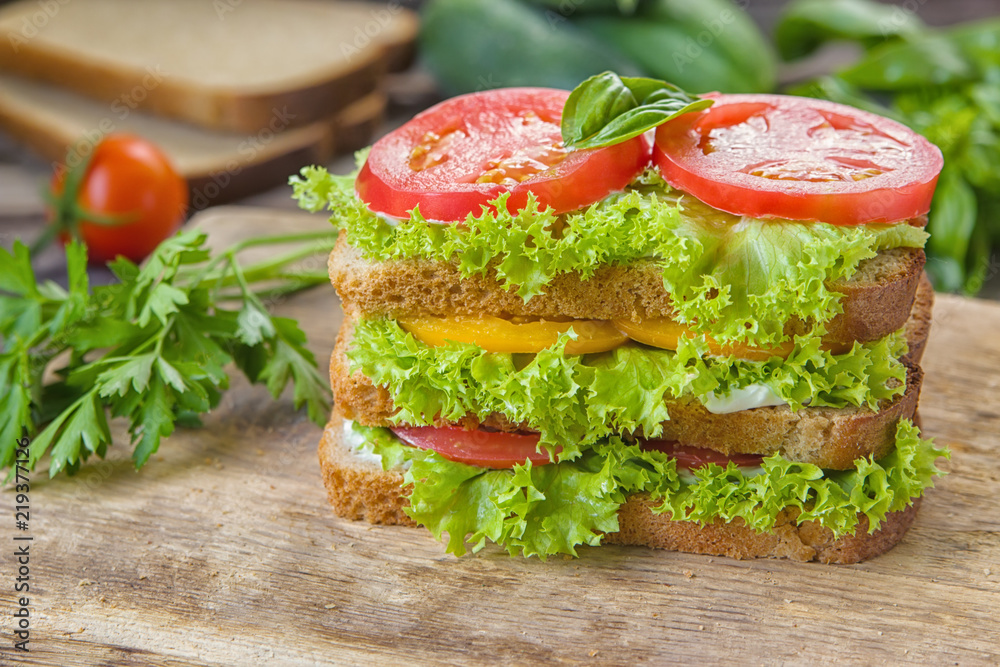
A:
[330,231,927,346]
[0,0,417,132]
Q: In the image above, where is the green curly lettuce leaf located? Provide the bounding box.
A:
[668,214,924,346]
[661,419,949,535]
[350,421,678,558]
[350,419,947,559]
[347,319,909,456]
[292,164,928,346]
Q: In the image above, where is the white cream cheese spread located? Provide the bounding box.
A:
[343,419,410,470]
[701,384,787,414]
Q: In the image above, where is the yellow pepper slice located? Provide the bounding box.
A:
[398,315,627,354]
[612,317,850,361]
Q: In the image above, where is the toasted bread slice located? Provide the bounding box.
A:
[604,494,919,564]
[317,415,921,564]
[0,0,417,132]
[902,272,934,366]
[330,233,926,346]
[627,364,920,469]
[329,322,923,469]
[319,417,415,527]
[327,276,931,469]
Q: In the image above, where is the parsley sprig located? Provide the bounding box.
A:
[0,229,335,477]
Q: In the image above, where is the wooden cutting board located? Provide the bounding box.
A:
[6,208,999,665]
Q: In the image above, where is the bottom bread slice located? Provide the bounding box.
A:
[317,416,920,564]
[605,495,918,564]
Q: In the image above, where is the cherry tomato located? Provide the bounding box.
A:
[391,426,553,468]
[356,88,649,221]
[641,439,764,471]
[51,134,188,264]
[653,94,942,224]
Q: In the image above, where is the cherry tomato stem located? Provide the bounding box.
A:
[43,134,188,264]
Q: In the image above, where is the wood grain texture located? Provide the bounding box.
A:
[3,208,999,666]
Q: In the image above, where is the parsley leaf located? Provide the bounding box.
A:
[1,229,336,477]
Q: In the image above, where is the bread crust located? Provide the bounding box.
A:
[902,272,934,366]
[329,293,929,470]
[329,93,387,155]
[330,234,926,346]
[317,416,920,564]
[318,419,416,527]
[606,495,919,564]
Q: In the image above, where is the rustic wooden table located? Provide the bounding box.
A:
[4,207,997,666]
[2,3,1000,661]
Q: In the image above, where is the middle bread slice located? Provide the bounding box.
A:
[331,273,933,471]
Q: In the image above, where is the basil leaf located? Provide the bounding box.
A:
[775,0,925,62]
[840,36,974,90]
[948,19,1000,75]
[561,72,712,150]
[927,166,977,292]
[786,76,904,121]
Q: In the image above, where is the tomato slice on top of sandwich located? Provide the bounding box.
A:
[356,88,650,221]
[653,93,943,225]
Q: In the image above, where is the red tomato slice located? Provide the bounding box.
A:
[641,439,764,471]
[391,424,763,472]
[391,426,553,469]
[356,88,649,221]
[653,94,943,224]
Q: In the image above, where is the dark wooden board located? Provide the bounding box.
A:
[3,208,999,666]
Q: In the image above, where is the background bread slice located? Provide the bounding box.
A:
[330,234,926,346]
[330,92,388,155]
[317,415,921,564]
[0,0,416,132]
[0,74,384,206]
[327,277,931,469]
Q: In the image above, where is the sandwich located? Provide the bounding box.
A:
[293,73,949,563]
